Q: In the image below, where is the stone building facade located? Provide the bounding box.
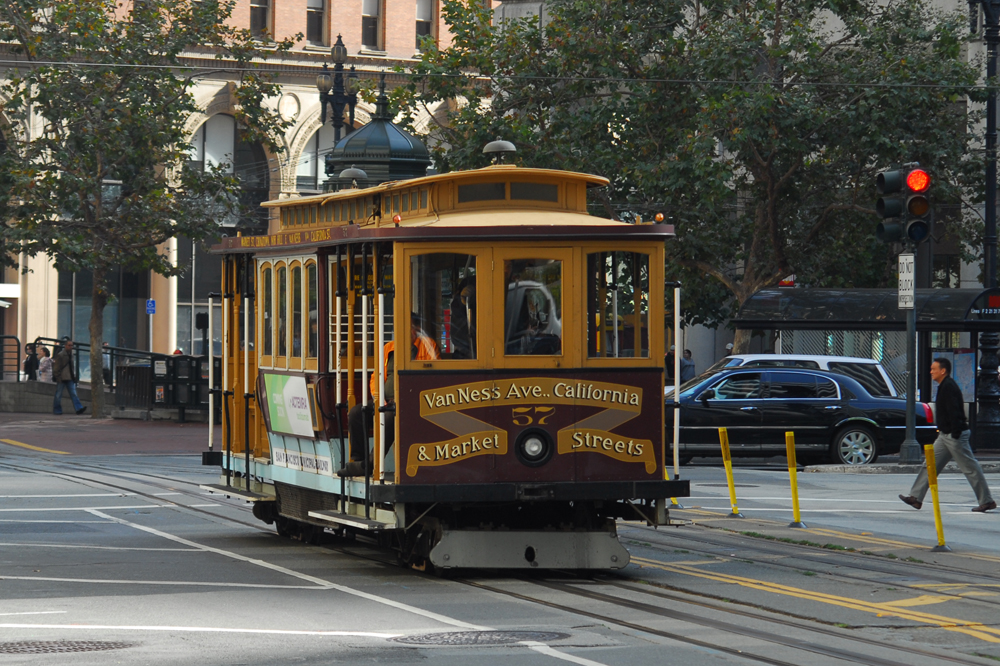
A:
[0,0,498,373]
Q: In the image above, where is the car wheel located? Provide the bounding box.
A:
[831,425,878,465]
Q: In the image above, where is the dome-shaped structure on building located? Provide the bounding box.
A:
[324,74,432,191]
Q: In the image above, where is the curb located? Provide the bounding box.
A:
[804,462,1000,474]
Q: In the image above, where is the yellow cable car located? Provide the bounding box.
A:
[205,162,689,569]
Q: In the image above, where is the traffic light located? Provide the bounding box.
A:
[875,166,932,244]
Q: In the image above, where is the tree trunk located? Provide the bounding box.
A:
[732,327,753,354]
[88,266,108,418]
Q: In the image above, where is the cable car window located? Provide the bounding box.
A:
[307,263,318,358]
[262,266,272,357]
[420,189,427,209]
[292,265,302,358]
[277,265,287,357]
[712,373,762,400]
[458,182,505,203]
[409,253,475,360]
[586,252,649,358]
[504,259,562,356]
[510,182,558,202]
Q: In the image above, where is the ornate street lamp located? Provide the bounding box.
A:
[316,34,358,143]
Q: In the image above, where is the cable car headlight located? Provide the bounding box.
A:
[515,428,553,467]
[524,437,544,458]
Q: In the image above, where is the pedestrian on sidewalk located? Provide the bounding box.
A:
[900,357,995,512]
[37,346,52,383]
[52,338,86,416]
[21,344,38,381]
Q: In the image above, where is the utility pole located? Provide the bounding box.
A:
[969,0,1000,448]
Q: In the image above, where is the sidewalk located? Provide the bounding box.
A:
[0,412,217,456]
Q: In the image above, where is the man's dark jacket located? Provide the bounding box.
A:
[936,375,968,438]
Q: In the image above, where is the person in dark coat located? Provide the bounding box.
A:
[22,344,38,381]
[900,357,995,512]
[52,338,86,415]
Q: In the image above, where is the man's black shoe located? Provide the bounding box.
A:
[972,501,997,513]
[899,494,922,510]
[76,407,86,415]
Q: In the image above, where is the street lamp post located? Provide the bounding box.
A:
[316,34,358,143]
[969,1,1000,448]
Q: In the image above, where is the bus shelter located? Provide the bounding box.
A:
[733,288,1000,446]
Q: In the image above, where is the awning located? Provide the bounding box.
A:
[733,288,1000,332]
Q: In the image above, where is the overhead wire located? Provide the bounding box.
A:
[0,57,990,90]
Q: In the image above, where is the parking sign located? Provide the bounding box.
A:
[146,299,156,315]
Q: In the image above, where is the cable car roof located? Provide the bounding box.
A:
[215,165,674,253]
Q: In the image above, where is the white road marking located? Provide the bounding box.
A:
[0,493,133,498]
[80,509,606,666]
[0,518,108,525]
[86,509,485,630]
[0,543,197,552]
[0,623,399,638]
[521,642,610,666]
[0,575,333,589]
[0,612,67,617]
[0,505,170,512]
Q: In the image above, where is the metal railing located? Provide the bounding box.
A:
[1,335,21,382]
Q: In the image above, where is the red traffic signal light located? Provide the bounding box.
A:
[906,168,930,193]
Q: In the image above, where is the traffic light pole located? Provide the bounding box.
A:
[900,298,921,463]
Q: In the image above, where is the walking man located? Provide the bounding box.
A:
[52,338,86,416]
[900,357,994,512]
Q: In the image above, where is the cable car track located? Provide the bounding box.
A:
[2,456,993,665]
[619,523,1000,606]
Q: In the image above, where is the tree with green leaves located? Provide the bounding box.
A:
[396,0,985,349]
[0,0,296,416]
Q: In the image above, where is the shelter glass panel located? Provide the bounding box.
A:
[504,259,562,356]
[409,253,476,360]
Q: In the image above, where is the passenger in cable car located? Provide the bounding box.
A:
[504,259,562,355]
[449,276,476,360]
[411,313,440,360]
[340,342,395,477]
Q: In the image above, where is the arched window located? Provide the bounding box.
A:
[262,264,273,358]
[188,114,270,233]
[306,261,318,359]
[291,263,303,359]
[276,263,287,358]
[296,124,337,192]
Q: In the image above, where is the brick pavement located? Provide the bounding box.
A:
[0,412,217,456]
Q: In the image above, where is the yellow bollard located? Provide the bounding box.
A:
[925,444,952,552]
[785,432,806,528]
[718,427,744,518]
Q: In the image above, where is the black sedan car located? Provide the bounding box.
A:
[666,367,937,465]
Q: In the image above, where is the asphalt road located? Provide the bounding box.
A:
[2,415,1000,665]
